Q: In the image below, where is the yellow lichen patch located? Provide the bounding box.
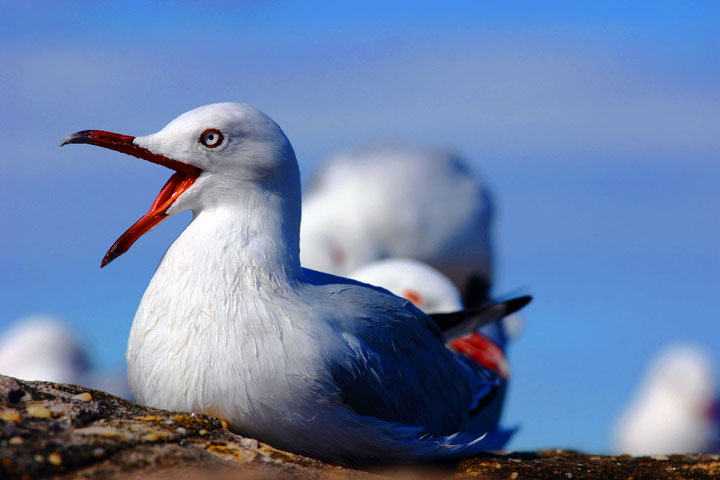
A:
[71,392,93,402]
[75,426,127,438]
[172,414,194,423]
[170,413,215,431]
[128,424,170,442]
[258,444,306,464]
[48,452,62,466]
[26,405,51,419]
[206,443,256,463]
[685,462,720,476]
[1,409,21,422]
[140,431,169,442]
[135,415,161,423]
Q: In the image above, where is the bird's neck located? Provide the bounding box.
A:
[128,184,303,410]
[159,186,302,290]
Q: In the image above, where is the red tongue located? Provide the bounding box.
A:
[101,172,197,267]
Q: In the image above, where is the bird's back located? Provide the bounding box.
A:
[300,269,498,436]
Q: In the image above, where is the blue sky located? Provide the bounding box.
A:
[2,1,719,453]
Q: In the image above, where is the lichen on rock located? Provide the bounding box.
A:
[1,374,720,479]
[0,375,354,479]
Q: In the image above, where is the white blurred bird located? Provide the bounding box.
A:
[614,345,720,455]
[300,143,494,306]
[61,103,530,463]
[0,316,131,398]
[0,316,89,384]
[349,258,464,314]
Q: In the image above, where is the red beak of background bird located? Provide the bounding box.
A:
[60,130,202,267]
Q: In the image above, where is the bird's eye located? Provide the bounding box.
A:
[199,128,224,148]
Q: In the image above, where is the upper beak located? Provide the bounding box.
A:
[60,130,201,178]
[60,130,202,267]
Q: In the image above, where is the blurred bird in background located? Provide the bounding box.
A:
[0,316,131,399]
[614,345,720,455]
[300,143,495,307]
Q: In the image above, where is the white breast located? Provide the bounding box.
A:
[126,208,330,437]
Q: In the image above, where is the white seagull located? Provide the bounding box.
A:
[60,103,529,463]
[0,316,90,385]
[300,143,495,306]
[614,345,720,455]
[349,258,464,315]
[0,316,131,398]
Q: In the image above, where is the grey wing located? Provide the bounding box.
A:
[303,269,498,436]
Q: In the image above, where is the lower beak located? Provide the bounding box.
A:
[60,130,202,267]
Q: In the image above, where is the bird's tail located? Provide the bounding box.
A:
[429,295,531,342]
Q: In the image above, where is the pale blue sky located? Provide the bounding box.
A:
[2,1,719,453]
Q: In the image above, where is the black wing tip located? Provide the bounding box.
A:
[430,295,532,336]
[502,295,532,316]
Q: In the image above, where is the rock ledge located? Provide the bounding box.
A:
[1,375,718,479]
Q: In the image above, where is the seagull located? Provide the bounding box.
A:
[300,142,494,306]
[614,345,720,455]
[60,103,530,463]
[0,316,90,385]
[349,258,464,315]
[0,316,131,398]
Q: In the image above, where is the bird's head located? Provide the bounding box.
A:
[61,103,299,267]
[645,346,717,417]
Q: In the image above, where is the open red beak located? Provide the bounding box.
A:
[60,130,202,267]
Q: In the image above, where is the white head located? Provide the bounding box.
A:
[0,316,90,384]
[349,258,464,314]
[642,346,716,414]
[61,103,301,266]
[135,103,300,212]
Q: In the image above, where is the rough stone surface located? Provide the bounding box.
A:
[1,374,719,479]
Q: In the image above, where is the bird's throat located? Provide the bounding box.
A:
[102,172,198,267]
